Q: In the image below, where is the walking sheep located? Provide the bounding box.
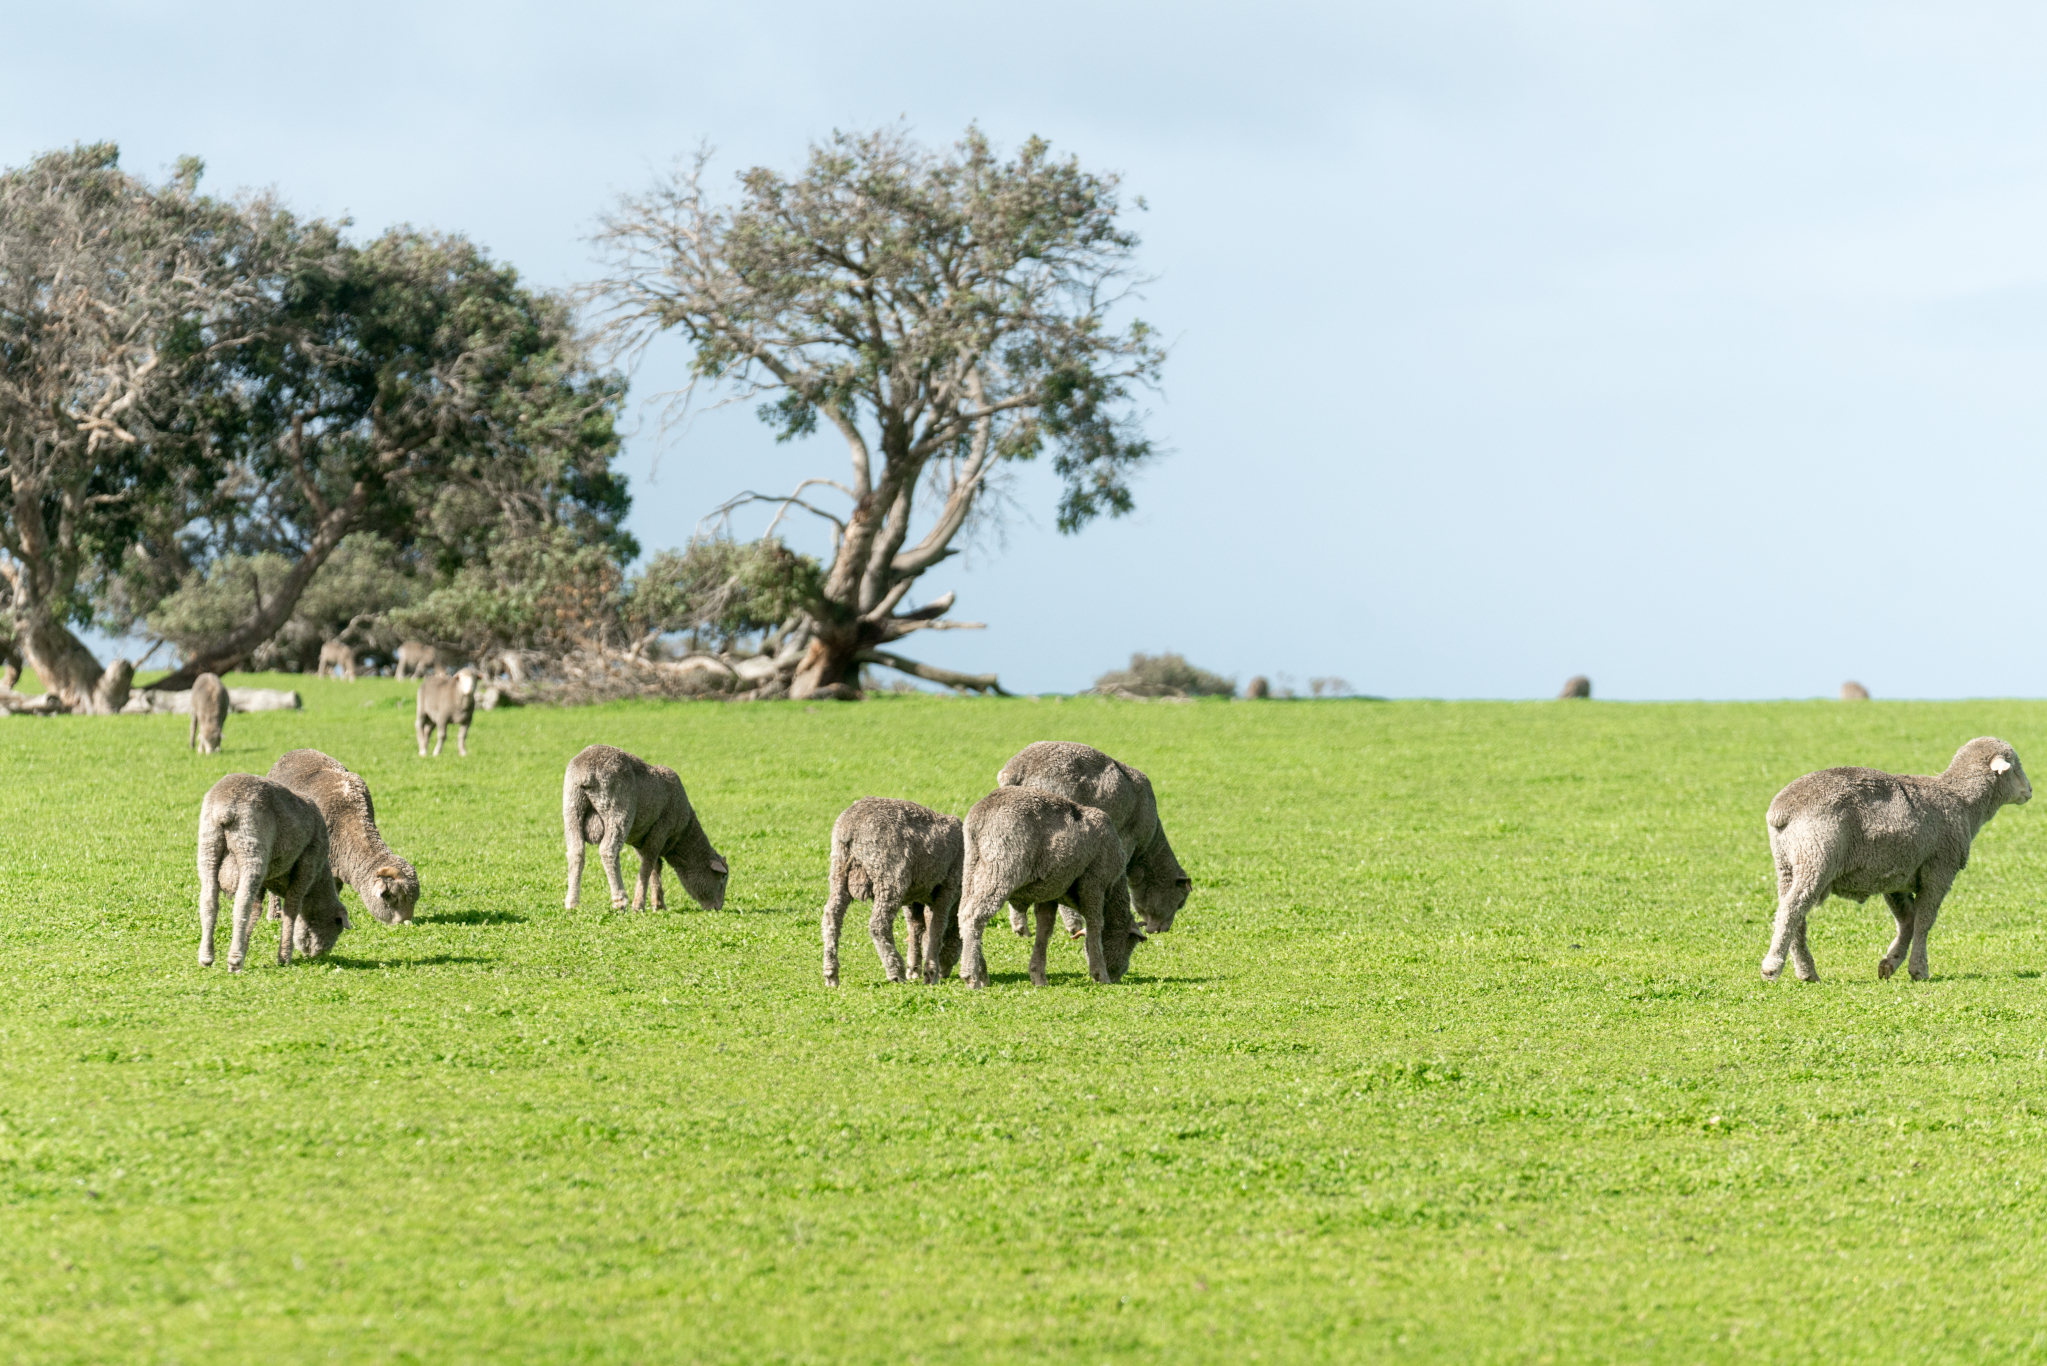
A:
[196,774,348,971]
[562,744,729,912]
[997,741,1191,935]
[318,640,359,681]
[394,641,439,679]
[955,787,1140,989]
[1762,737,2031,983]
[416,672,477,757]
[189,672,227,753]
[267,749,420,924]
[820,797,964,986]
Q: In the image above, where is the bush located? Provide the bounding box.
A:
[1092,652,1236,698]
[148,535,420,671]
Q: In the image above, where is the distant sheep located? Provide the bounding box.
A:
[997,741,1190,934]
[268,749,420,924]
[394,641,440,679]
[196,773,348,970]
[820,797,964,986]
[955,787,1139,989]
[319,640,359,681]
[1762,737,2031,983]
[1841,681,1870,701]
[562,744,729,912]
[189,673,227,753]
[1559,675,1592,699]
[415,673,477,757]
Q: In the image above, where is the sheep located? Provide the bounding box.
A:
[318,640,359,681]
[562,744,729,912]
[196,773,348,970]
[1762,736,2032,983]
[267,749,420,924]
[996,741,1190,934]
[1559,675,1592,699]
[416,672,477,757]
[819,797,964,986]
[1841,681,1870,701]
[1245,676,1270,699]
[189,672,227,753]
[955,786,1138,989]
[394,640,440,679]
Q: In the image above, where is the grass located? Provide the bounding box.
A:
[6,681,2047,1363]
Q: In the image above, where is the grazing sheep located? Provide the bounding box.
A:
[267,749,420,924]
[955,787,1135,989]
[394,641,440,679]
[1841,681,1870,701]
[996,741,1191,934]
[415,673,477,757]
[1245,676,1270,699]
[820,797,964,986]
[318,640,359,681]
[1559,675,1592,699]
[189,672,227,753]
[562,744,729,912]
[196,774,348,971]
[1762,737,2032,983]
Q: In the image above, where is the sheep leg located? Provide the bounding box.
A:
[1762,876,1825,982]
[868,891,909,984]
[225,842,266,973]
[955,895,998,989]
[415,710,430,757]
[564,811,588,910]
[456,721,469,758]
[197,831,226,967]
[821,877,853,987]
[1030,903,1058,987]
[928,885,962,985]
[649,852,667,910]
[431,721,447,758]
[1879,893,1915,980]
[598,822,632,910]
[1075,887,1111,985]
[904,905,928,980]
[1008,902,1030,937]
[1906,870,1956,981]
[630,845,652,911]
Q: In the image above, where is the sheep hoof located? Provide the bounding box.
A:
[1910,966,1929,982]
[1760,958,1784,982]
[1878,959,1896,980]
[197,952,213,967]
[1794,966,1819,982]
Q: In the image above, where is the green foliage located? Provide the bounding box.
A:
[1094,650,1237,697]
[11,697,2047,1359]
[145,533,419,669]
[386,528,623,659]
[627,536,823,648]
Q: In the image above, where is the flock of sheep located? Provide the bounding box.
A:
[184,657,2032,987]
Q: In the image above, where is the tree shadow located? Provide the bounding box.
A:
[320,954,495,970]
[420,910,527,926]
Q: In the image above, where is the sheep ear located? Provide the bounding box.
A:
[1993,755,2013,774]
[710,856,729,874]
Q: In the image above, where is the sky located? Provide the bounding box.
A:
[9,1,2047,698]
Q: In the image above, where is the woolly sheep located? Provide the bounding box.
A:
[955,787,1137,989]
[562,744,729,912]
[394,641,440,679]
[416,672,477,757]
[996,741,1190,934]
[1841,681,1870,701]
[189,673,227,753]
[267,749,420,924]
[1762,737,2031,983]
[196,773,347,970]
[318,640,359,681]
[1559,675,1592,699]
[819,797,963,986]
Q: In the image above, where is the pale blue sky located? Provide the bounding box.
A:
[12,2,2047,696]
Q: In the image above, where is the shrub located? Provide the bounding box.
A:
[1092,652,1236,698]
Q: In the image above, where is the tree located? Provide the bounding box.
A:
[145,532,419,672]
[148,227,632,689]
[0,145,285,711]
[624,536,822,659]
[590,126,1164,697]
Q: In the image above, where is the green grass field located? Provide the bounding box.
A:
[5,681,2047,1363]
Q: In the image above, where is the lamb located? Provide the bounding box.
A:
[1762,736,2031,983]
[189,672,227,753]
[1559,675,1592,699]
[996,741,1190,934]
[955,786,1140,989]
[562,744,729,912]
[267,749,420,924]
[196,773,348,970]
[394,641,440,679]
[819,797,964,986]
[318,640,359,681]
[416,672,477,757]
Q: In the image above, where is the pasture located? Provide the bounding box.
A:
[4,683,2047,1363]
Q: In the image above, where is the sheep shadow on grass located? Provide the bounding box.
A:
[320,954,496,971]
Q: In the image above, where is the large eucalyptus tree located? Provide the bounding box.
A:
[589,126,1165,697]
